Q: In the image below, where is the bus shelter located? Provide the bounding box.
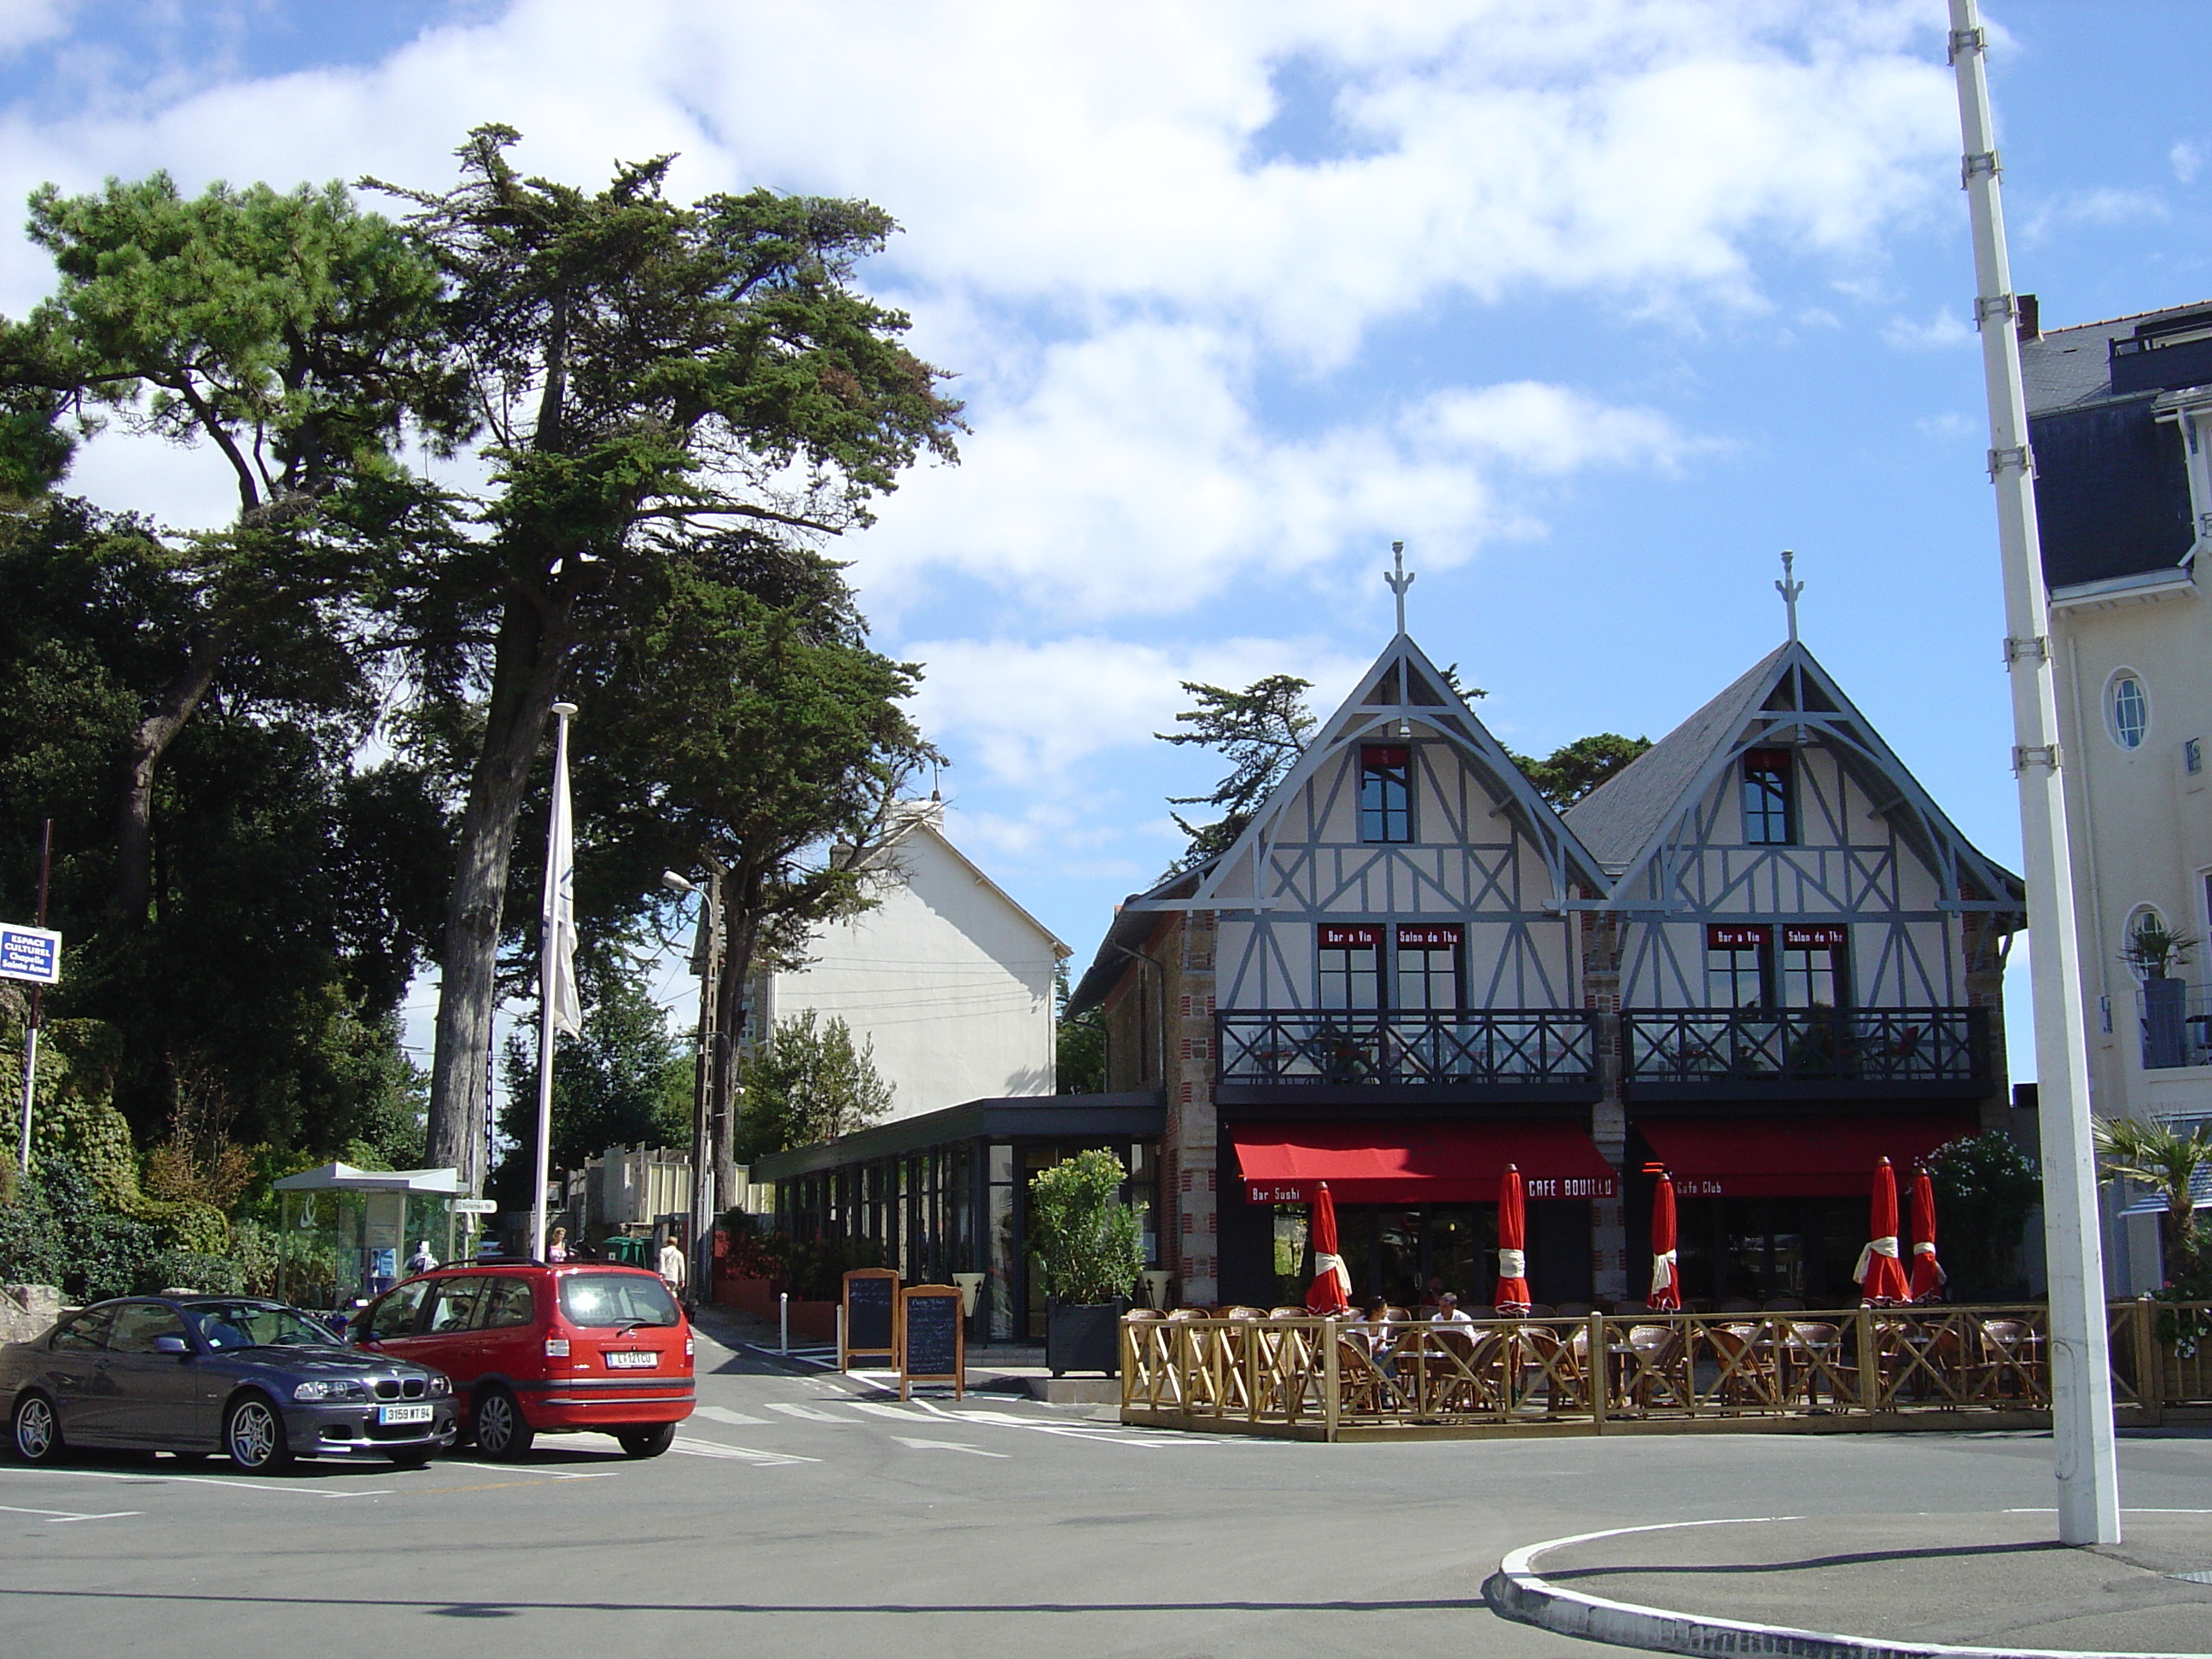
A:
[271,1163,466,1309]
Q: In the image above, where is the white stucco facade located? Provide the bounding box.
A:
[748,804,1066,1121]
[2049,563,2212,1289]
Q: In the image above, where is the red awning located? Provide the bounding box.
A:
[1638,1115,1980,1199]
[1231,1121,1617,1205]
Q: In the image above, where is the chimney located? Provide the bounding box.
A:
[2015,293,2040,343]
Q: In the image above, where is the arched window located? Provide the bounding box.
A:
[2108,672,2150,750]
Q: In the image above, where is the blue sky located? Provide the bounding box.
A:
[6,1,2209,1086]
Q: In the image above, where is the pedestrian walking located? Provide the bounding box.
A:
[660,1235,688,1299]
[547,1225,569,1263]
[405,1240,439,1276]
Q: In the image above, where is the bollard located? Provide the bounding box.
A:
[779,1291,789,1354]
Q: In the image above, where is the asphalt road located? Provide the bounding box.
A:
[3,1322,2209,1659]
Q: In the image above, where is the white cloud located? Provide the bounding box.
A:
[1914,410,1978,440]
[849,325,1698,622]
[2021,187,2168,245]
[0,1,73,56]
[902,632,1370,791]
[2174,140,2205,185]
[1883,308,1974,350]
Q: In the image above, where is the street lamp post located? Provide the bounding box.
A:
[663,862,725,1304]
[1947,0,2120,1547]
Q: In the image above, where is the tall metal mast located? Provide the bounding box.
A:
[1947,0,2119,1546]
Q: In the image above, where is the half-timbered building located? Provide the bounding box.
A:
[1563,637,2021,1305]
[1068,614,2023,1315]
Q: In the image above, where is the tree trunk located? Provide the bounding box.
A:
[114,622,237,927]
[709,902,760,1214]
[425,592,573,1181]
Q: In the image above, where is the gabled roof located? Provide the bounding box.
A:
[1068,632,1610,1016]
[1163,630,1610,911]
[1564,645,1787,871]
[1563,640,2023,917]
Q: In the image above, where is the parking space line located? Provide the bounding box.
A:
[0,1503,141,1523]
[670,1436,818,1466]
[0,1467,388,1499]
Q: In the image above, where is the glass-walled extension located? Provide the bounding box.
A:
[758,1095,1165,1346]
[271,1162,466,1311]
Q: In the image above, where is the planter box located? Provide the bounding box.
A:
[715,1277,782,1319]
[1048,1299,1127,1377]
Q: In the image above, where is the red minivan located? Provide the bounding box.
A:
[352,1263,693,1459]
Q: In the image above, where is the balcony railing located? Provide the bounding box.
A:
[1624,1007,1990,1097]
[1215,1009,1600,1093]
[2139,979,2212,1070]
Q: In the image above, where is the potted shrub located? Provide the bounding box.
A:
[1029,1149,1145,1377]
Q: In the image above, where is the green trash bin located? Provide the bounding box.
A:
[601,1236,651,1267]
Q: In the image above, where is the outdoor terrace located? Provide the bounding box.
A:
[1121,1301,2209,1441]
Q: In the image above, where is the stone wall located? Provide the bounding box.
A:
[0,1284,63,1346]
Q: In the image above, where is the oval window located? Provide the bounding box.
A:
[2108,672,2150,749]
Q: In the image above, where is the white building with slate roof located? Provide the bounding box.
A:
[2023,297,2212,1289]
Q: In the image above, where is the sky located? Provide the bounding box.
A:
[6,0,2212,1090]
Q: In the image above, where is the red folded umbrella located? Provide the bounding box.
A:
[1854,1157,1911,1306]
[1648,1171,1681,1311]
[1908,1167,1947,1302]
[1304,1181,1353,1315]
[1493,1163,1531,1314]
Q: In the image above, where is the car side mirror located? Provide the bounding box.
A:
[153,1335,190,1354]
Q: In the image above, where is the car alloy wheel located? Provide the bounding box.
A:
[472,1388,533,1461]
[224,1396,292,1472]
[12,1394,61,1464]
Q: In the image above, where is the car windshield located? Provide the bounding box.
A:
[558,1272,679,1329]
[186,1303,337,1351]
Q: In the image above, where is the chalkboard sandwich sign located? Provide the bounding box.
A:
[898,1284,965,1401]
[841,1268,900,1371]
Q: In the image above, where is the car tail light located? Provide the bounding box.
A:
[684,1336,695,1359]
[544,1336,570,1359]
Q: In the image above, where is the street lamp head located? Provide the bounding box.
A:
[551,701,579,718]
[661,870,698,894]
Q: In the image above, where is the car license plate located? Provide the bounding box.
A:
[378,1404,434,1425]
[606,1350,657,1370]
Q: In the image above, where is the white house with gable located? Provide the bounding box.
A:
[746,800,1068,1120]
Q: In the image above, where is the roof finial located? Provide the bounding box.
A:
[1385,539,1414,636]
[1776,549,1802,645]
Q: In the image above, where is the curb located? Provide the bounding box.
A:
[1481,1516,2203,1659]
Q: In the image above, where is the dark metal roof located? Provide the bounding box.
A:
[1064,865,1202,1018]
[2023,300,2208,591]
[1563,644,1788,870]
[751,1092,1167,1181]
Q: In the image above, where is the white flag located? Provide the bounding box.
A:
[542,712,582,1038]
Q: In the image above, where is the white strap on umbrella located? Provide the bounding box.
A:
[1313,1251,1351,1298]
[1496,1249,1526,1278]
[1912,1239,1947,1284]
[1650,1249,1676,1293]
[1854,1234,1900,1284]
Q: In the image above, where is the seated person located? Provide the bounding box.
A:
[1430,1291,1475,1327]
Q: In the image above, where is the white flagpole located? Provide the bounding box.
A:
[532,701,581,1266]
[1947,0,2119,1546]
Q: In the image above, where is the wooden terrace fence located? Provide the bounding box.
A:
[1118,1301,2212,1441]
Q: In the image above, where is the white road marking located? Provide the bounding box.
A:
[691,1406,771,1427]
[0,1466,389,1498]
[891,1437,1008,1458]
[846,1400,929,1421]
[671,1436,819,1467]
[766,1402,854,1423]
[0,1503,140,1523]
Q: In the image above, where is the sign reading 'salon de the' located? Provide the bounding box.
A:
[0,924,61,986]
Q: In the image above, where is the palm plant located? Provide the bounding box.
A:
[2093,1115,2212,1293]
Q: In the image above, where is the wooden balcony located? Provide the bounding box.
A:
[1623,1007,1993,1103]
[1214,1009,1602,1107]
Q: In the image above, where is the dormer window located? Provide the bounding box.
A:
[1359,746,1412,843]
[1741,748,1794,845]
